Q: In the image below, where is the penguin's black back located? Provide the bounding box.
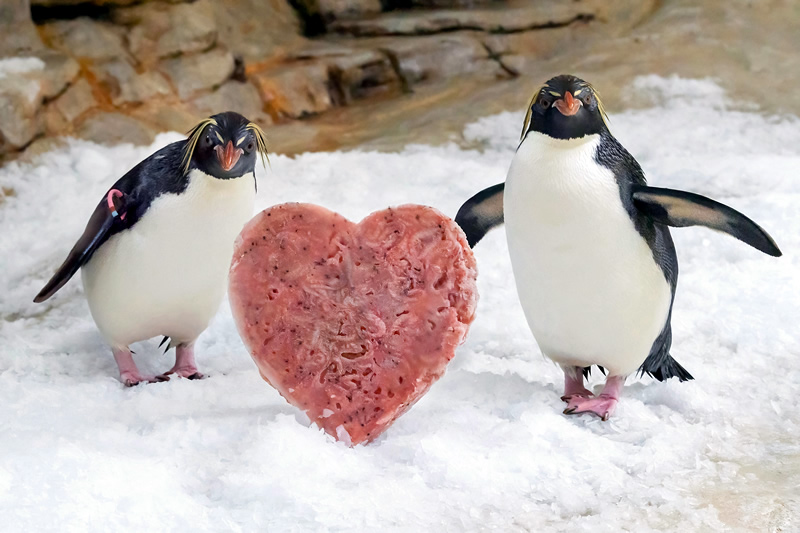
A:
[87,140,190,254]
[33,140,191,303]
[594,132,693,382]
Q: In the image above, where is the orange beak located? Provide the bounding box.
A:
[215,141,243,172]
[553,91,582,116]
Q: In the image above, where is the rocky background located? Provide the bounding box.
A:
[1,0,799,162]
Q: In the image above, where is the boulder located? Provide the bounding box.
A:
[191,80,271,124]
[330,2,597,36]
[0,61,44,150]
[76,111,157,146]
[112,0,217,63]
[292,45,398,102]
[360,34,499,86]
[90,59,172,105]
[130,102,199,135]
[159,47,235,99]
[481,22,586,60]
[0,0,45,54]
[211,0,306,64]
[309,0,382,22]
[33,50,80,100]
[44,77,96,134]
[39,18,130,62]
[251,62,334,119]
[326,49,397,101]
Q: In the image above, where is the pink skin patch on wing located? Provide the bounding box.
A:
[229,203,478,445]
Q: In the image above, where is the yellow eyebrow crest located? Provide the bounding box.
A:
[182,117,219,174]
[236,135,248,146]
[548,91,561,97]
[574,89,583,96]
[214,131,224,143]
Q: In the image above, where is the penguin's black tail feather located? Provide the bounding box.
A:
[640,355,694,382]
[582,365,606,378]
[159,336,171,353]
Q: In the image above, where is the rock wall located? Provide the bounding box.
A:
[0,0,655,160]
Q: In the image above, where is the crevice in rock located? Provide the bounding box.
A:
[380,0,413,10]
[490,14,594,35]
[378,47,413,94]
[480,42,518,78]
[335,13,594,37]
[285,0,327,37]
[31,2,113,23]
[325,66,348,107]
[232,55,247,82]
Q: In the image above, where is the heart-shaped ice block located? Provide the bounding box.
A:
[229,203,478,445]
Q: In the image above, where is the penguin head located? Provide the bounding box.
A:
[521,75,609,141]
[182,111,269,179]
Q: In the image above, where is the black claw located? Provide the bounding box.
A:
[187,372,205,380]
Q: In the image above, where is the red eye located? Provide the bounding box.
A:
[540,99,550,109]
[246,142,255,152]
[582,96,591,106]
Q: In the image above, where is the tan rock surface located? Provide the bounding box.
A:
[76,111,157,145]
[39,18,130,62]
[192,80,271,124]
[210,0,307,63]
[44,76,95,133]
[113,0,218,63]
[90,59,173,105]
[159,47,235,99]
[330,0,599,36]
[251,61,335,118]
[261,0,800,155]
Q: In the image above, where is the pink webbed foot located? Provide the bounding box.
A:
[161,367,204,380]
[113,348,169,387]
[121,371,170,387]
[563,395,618,421]
[560,366,593,402]
[562,375,625,421]
[160,343,205,380]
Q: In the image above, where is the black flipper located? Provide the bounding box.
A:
[455,182,505,247]
[33,140,191,304]
[34,192,129,303]
[631,185,782,257]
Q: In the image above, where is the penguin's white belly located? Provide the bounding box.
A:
[81,170,256,348]
[505,133,671,375]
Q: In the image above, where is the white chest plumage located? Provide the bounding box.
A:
[504,133,671,375]
[81,169,256,348]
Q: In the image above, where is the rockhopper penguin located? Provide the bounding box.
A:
[34,112,269,386]
[455,75,781,420]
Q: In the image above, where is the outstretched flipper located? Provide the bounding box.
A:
[631,185,782,257]
[455,182,505,247]
[34,190,130,303]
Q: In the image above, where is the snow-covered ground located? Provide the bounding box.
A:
[1,77,798,532]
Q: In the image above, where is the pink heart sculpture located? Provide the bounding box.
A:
[229,203,478,445]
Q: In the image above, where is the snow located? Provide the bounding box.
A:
[0,57,45,80]
[1,76,798,531]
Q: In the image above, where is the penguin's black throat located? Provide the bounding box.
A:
[522,74,609,141]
